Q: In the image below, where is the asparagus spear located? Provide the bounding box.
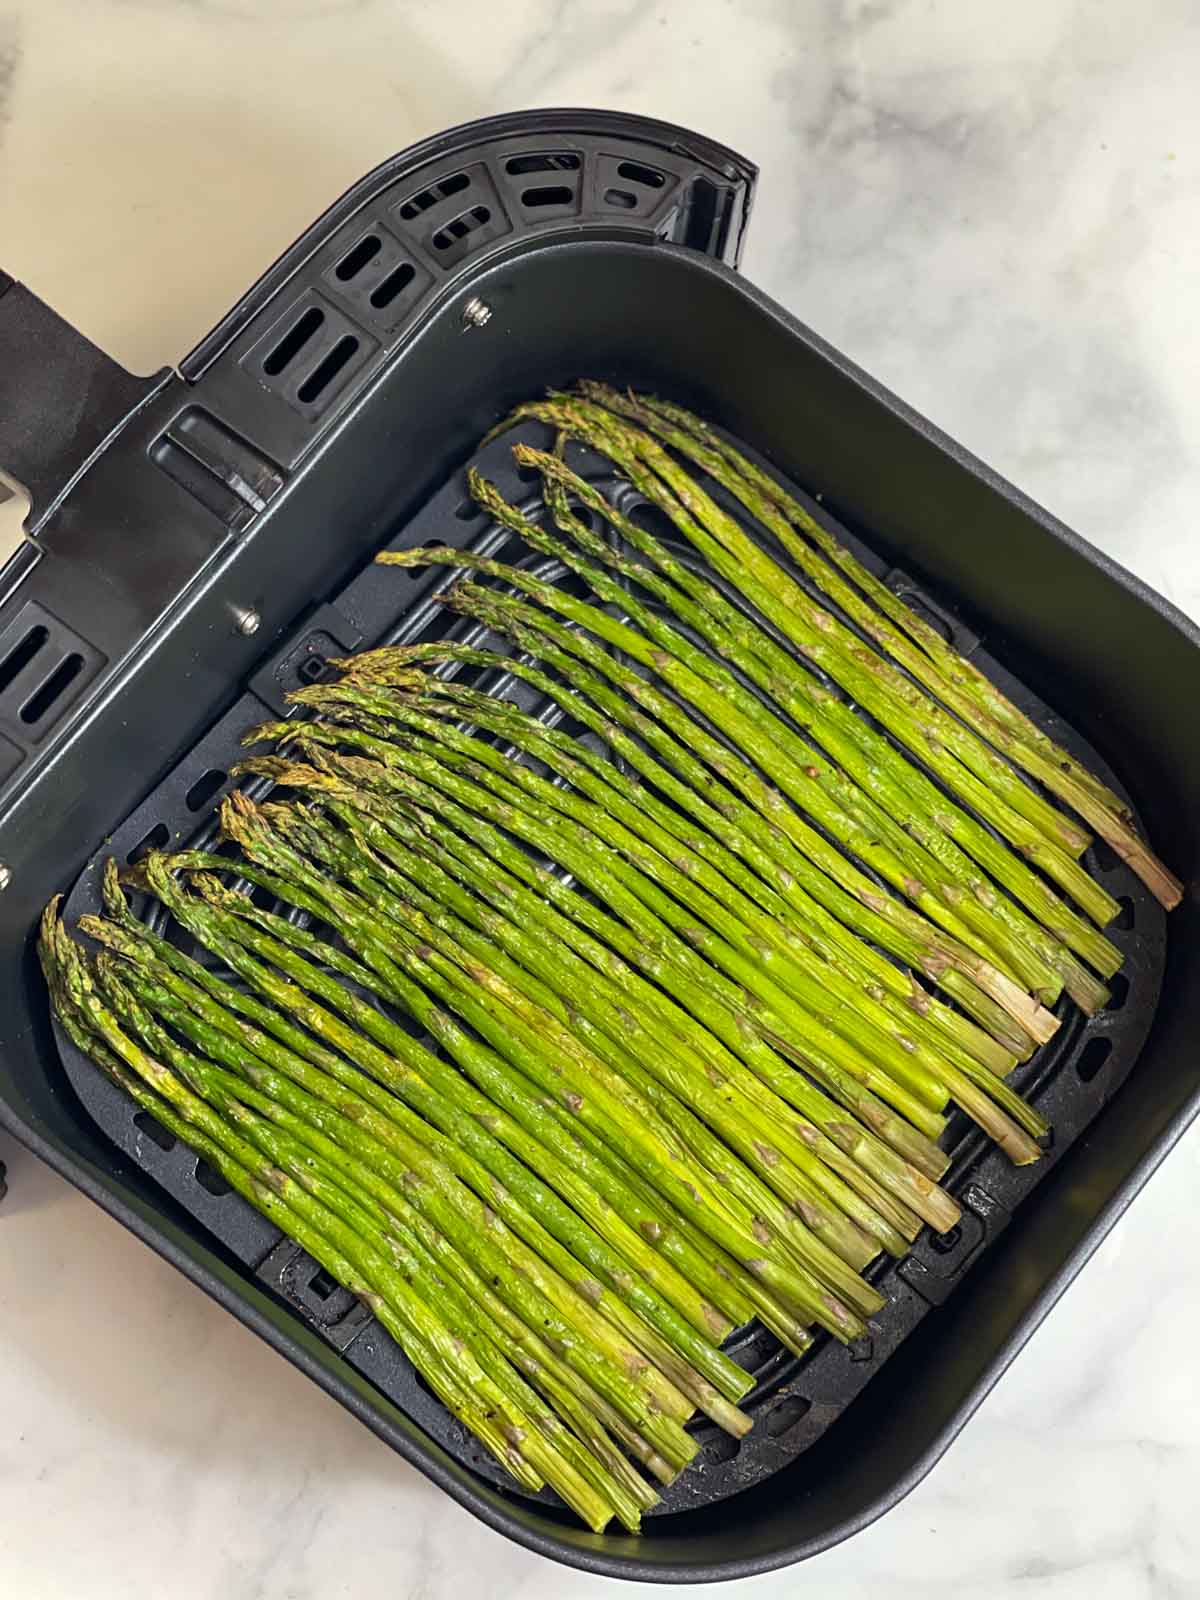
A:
[594,384,1183,910]
[333,785,956,1231]
[382,528,1052,1011]
[245,734,948,1148]
[500,396,1122,929]
[255,737,951,1181]
[325,682,1048,1148]
[114,885,779,1407]
[291,764,955,1231]
[88,900,756,1464]
[340,634,1028,1069]
[523,442,1119,1007]
[288,684,955,1121]
[376,543,1055,1051]
[93,952,653,1531]
[43,912,625,1523]
[142,847,869,1340]
[485,461,1070,1009]
[103,896,768,1420]
[258,796,916,1260]
[136,860,722,1461]
[321,791,932,1243]
[635,389,1120,813]
[97,861,814,1358]
[230,750,950,1235]
[217,798,889,1304]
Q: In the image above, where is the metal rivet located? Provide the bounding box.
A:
[0,863,11,891]
[461,296,492,330]
[235,607,261,637]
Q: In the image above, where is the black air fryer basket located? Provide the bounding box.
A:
[0,111,1196,1584]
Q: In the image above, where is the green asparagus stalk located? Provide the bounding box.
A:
[103,891,765,1418]
[289,679,1045,1155]
[260,796,917,1259]
[94,953,652,1530]
[635,389,1120,814]
[382,527,1054,1013]
[98,861,814,1360]
[142,846,869,1340]
[501,396,1122,929]
[251,737,951,1183]
[376,542,1056,1052]
[131,859,717,1462]
[333,682,1048,1147]
[486,460,1070,1010]
[217,798,888,1304]
[599,384,1183,911]
[333,785,957,1233]
[340,634,1028,1069]
[262,1120,661,1520]
[245,733,948,1148]
[289,683,955,1121]
[86,898,749,1464]
[321,791,932,1243]
[523,442,1119,1006]
[231,754,951,1236]
[44,912,625,1523]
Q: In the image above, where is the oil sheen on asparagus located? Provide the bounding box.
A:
[43,383,1176,1532]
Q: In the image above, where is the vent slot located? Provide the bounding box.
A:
[432,206,491,251]
[20,654,84,725]
[520,184,574,208]
[262,306,325,376]
[128,821,170,864]
[185,768,228,813]
[334,234,383,282]
[766,1396,812,1438]
[369,262,416,310]
[1077,1036,1114,1083]
[133,1110,175,1152]
[297,336,360,404]
[604,188,637,211]
[0,624,48,694]
[504,152,581,175]
[399,171,470,220]
[195,1158,232,1197]
[617,159,667,189]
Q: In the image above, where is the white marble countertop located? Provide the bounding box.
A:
[2,3,1199,1596]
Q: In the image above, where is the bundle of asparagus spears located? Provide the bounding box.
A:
[40,384,1180,1533]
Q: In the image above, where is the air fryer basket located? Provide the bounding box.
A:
[0,112,1197,1582]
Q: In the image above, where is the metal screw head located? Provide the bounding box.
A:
[461,296,492,330]
[0,863,11,892]
[235,607,261,637]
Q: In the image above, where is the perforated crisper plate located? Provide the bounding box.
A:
[55,417,1166,1518]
